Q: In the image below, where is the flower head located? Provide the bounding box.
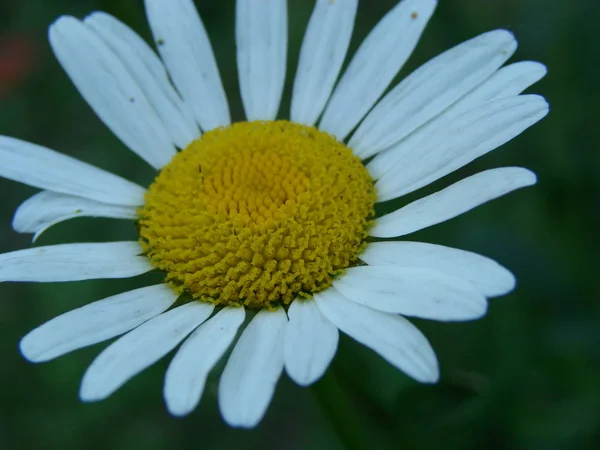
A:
[0,0,548,428]
[139,120,375,308]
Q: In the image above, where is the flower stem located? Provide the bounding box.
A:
[311,368,369,450]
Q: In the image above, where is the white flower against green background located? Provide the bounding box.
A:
[0,0,548,428]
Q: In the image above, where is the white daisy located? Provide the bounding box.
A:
[0,0,548,428]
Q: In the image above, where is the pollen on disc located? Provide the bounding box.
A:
[138,121,375,309]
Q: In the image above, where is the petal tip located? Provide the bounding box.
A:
[48,16,81,46]
[422,359,440,384]
[494,28,517,42]
[425,371,440,384]
[414,360,440,384]
[220,410,261,429]
[79,369,111,403]
[82,12,105,26]
[494,268,517,297]
[522,168,538,186]
[165,402,191,418]
[163,380,199,418]
[540,98,551,116]
[472,299,489,320]
[531,61,548,78]
[19,335,43,363]
[487,28,518,54]
[49,15,78,32]
[79,382,106,403]
[287,370,320,388]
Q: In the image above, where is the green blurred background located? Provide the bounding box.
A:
[1,0,598,449]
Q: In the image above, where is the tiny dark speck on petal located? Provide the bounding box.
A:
[411,12,418,19]
[157,38,165,46]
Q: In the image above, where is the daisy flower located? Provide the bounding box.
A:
[0,0,548,428]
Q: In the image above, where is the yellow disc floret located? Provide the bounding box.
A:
[138,120,375,309]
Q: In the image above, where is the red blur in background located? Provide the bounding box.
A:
[0,34,36,99]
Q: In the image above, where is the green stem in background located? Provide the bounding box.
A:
[311,368,370,450]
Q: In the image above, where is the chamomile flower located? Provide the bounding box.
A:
[0,0,548,428]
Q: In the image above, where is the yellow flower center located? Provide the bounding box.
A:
[138,121,375,309]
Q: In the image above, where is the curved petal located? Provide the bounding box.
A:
[290,0,357,126]
[319,0,437,140]
[0,136,146,206]
[349,30,517,158]
[283,299,338,386]
[360,241,515,297]
[13,191,138,242]
[20,284,177,363]
[164,307,245,417]
[0,242,153,282]
[219,307,287,428]
[80,301,214,402]
[437,61,547,121]
[49,16,176,169]
[144,0,230,130]
[371,167,537,238]
[368,61,548,180]
[375,95,549,201]
[314,288,438,383]
[84,12,199,148]
[333,266,487,321]
[236,0,287,121]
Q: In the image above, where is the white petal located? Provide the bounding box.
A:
[314,288,438,383]
[0,242,153,282]
[144,0,230,130]
[13,191,138,242]
[80,301,214,401]
[371,167,537,238]
[0,136,146,206]
[334,266,487,321]
[20,284,177,363]
[360,241,515,297]
[319,0,437,141]
[350,30,517,158]
[368,61,548,180]
[164,307,245,417]
[49,16,176,169]
[84,12,199,149]
[290,0,357,126]
[219,307,287,428]
[438,61,547,120]
[236,0,287,121]
[375,96,548,201]
[283,299,338,386]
